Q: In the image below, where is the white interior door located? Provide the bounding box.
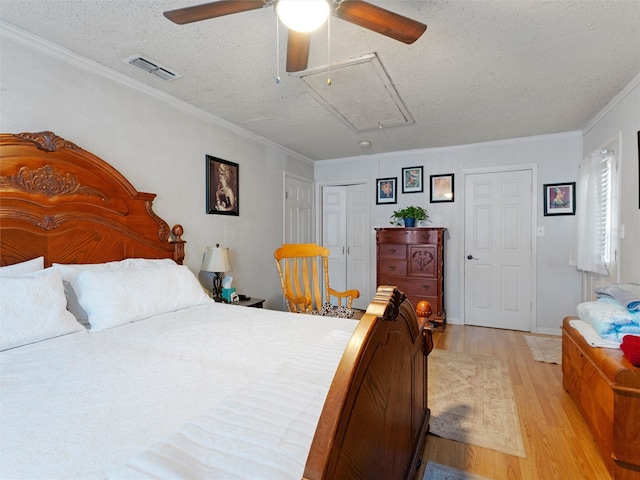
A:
[322,184,369,310]
[346,184,368,310]
[284,173,313,244]
[323,186,346,292]
[464,169,533,331]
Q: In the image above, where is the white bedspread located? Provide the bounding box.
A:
[0,303,356,479]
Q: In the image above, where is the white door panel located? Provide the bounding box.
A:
[283,174,314,311]
[322,184,369,310]
[323,186,347,293]
[347,185,369,310]
[284,174,313,244]
[465,169,533,331]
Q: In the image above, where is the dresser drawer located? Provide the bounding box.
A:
[399,278,439,297]
[378,260,407,277]
[378,277,438,297]
[377,228,439,245]
[378,244,406,259]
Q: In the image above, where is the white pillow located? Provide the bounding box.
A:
[121,258,176,268]
[54,261,124,327]
[53,258,177,327]
[0,256,44,277]
[72,263,212,331]
[0,268,85,351]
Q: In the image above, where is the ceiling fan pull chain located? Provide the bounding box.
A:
[275,12,281,84]
[327,11,332,86]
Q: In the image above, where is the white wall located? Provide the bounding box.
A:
[582,74,640,284]
[3,27,636,326]
[0,31,313,308]
[315,133,584,334]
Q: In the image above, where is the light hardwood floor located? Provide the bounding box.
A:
[413,324,611,480]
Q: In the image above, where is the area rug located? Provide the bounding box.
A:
[524,335,562,364]
[423,462,493,480]
[428,349,526,458]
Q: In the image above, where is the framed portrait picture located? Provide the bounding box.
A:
[543,182,575,216]
[430,174,454,203]
[206,155,239,216]
[402,166,423,193]
[376,177,397,204]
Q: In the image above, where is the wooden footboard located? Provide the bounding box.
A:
[304,286,432,480]
[562,317,640,480]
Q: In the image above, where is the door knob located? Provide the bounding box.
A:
[467,255,478,260]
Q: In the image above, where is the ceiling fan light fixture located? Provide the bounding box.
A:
[276,0,329,33]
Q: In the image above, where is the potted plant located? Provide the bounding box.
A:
[390,205,429,227]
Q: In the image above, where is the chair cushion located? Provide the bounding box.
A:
[311,302,354,319]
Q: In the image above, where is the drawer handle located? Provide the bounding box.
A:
[422,233,430,240]
[384,233,392,239]
[421,284,431,290]
[388,248,397,254]
[388,266,397,271]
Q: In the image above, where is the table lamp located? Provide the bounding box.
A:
[201,244,232,302]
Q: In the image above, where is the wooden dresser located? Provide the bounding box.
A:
[375,227,446,328]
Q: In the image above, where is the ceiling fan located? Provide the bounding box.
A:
[163,0,427,72]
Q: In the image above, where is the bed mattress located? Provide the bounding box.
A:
[0,302,356,479]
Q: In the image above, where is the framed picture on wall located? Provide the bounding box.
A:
[430,173,454,202]
[543,182,575,216]
[402,166,423,193]
[376,177,397,204]
[206,155,239,216]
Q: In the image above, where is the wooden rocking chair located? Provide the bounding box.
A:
[274,243,360,318]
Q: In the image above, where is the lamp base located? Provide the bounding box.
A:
[212,272,224,302]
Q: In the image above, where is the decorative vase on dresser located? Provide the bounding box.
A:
[375,227,446,329]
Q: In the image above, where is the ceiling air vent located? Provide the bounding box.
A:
[123,54,182,81]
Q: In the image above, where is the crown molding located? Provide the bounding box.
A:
[582,71,640,135]
[0,22,313,166]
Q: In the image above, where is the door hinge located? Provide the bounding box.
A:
[285,191,289,199]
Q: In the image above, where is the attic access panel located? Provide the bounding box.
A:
[293,53,413,132]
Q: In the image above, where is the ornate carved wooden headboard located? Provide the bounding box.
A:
[0,131,184,267]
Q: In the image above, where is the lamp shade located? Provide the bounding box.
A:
[201,244,232,273]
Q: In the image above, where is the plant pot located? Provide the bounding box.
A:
[404,218,416,227]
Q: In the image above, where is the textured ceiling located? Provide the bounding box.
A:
[1,0,639,161]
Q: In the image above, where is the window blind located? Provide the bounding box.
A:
[576,149,615,275]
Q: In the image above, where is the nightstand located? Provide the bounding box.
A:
[233,297,265,308]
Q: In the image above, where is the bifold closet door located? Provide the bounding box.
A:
[322,184,369,310]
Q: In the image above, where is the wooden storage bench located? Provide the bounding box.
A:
[562,317,640,480]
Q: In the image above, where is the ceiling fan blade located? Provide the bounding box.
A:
[164,1,265,25]
[334,1,427,44]
[286,30,311,72]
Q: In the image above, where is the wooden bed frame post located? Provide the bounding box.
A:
[303,286,433,480]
